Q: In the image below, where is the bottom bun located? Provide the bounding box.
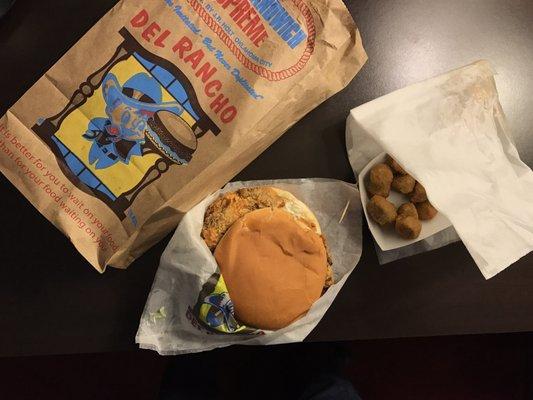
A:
[214,207,328,330]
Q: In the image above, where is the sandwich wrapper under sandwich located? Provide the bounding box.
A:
[0,0,366,271]
[136,178,362,355]
[346,60,533,279]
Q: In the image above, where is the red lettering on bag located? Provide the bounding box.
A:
[183,49,205,69]
[142,22,161,42]
[196,63,217,83]
[172,36,193,58]
[210,94,229,113]
[205,80,222,97]
[154,30,171,48]
[130,9,149,27]
[220,106,237,123]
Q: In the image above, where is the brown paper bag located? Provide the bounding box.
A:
[0,0,366,271]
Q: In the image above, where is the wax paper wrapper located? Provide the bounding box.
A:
[346,60,533,279]
[136,178,362,354]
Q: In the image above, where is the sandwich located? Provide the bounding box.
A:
[201,187,333,330]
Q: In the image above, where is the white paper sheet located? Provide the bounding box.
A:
[136,178,362,355]
[346,60,533,279]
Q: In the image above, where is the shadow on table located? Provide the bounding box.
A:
[0,334,531,399]
[159,342,360,400]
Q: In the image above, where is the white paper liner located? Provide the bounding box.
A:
[136,178,362,355]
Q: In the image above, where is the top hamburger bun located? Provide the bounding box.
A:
[214,208,328,330]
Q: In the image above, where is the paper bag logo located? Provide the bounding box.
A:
[33,29,220,218]
[182,0,316,81]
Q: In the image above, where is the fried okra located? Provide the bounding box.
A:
[367,163,393,197]
[410,182,428,203]
[367,195,397,226]
[386,155,407,175]
[397,202,418,219]
[395,215,422,239]
[416,201,438,220]
[392,174,416,194]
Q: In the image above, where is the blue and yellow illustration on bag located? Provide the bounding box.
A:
[33,29,220,218]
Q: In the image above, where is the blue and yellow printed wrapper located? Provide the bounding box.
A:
[195,273,255,334]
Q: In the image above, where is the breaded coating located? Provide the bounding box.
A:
[416,201,438,220]
[367,163,393,197]
[386,155,407,175]
[367,195,397,226]
[392,174,416,194]
[320,234,335,288]
[201,187,285,250]
[324,265,334,289]
[397,202,418,219]
[410,182,428,203]
[395,216,422,239]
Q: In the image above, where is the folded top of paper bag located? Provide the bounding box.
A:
[347,60,533,279]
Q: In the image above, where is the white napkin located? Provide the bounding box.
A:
[347,61,533,279]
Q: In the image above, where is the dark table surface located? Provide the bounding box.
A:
[0,0,532,357]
